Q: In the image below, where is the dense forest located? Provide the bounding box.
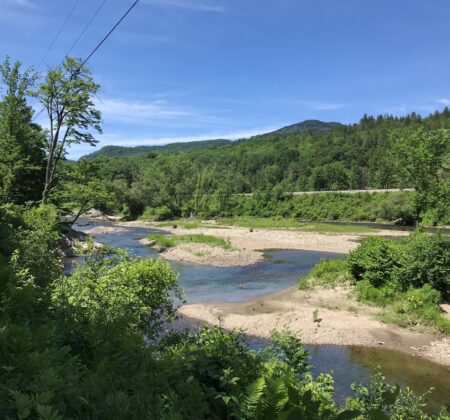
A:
[81,110,450,224]
[1,57,450,418]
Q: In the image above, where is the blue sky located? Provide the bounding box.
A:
[1,0,450,158]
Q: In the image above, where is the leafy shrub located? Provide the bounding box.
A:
[354,280,398,307]
[9,204,61,289]
[399,233,450,299]
[396,285,450,334]
[299,259,351,289]
[52,253,184,338]
[347,237,404,287]
[154,205,174,221]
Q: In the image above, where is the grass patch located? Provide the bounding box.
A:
[147,233,232,250]
[299,259,351,290]
[217,217,379,233]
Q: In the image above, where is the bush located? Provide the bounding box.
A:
[154,205,174,221]
[347,237,404,288]
[52,253,184,338]
[10,204,61,289]
[354,280,398,307]
[400,233,450,299]
[299,259,351,289]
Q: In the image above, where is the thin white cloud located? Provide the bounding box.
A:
[435,98,450,106]
[143,0,225,13]
[96,97,225,125]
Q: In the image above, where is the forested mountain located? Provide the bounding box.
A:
[261,119,341,136]
[83,120,341,159]
[83,139,232,159]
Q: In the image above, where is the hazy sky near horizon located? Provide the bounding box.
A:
[2,0,450,158]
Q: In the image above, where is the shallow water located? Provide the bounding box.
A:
[71,219,341,303]
[308,345,450,412]
[70,218,450,412]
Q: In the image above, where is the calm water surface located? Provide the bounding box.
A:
[70,219,450,412]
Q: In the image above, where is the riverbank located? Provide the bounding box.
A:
[120,220,408,267]
[176,285,450,368]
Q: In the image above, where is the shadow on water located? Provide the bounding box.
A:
[69,218,450,412]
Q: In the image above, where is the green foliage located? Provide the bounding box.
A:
[347,237,404,287]
[146,206,178,221]
[147,233,232,250]
[392,127,450,223]
[348,372,442,419]
[299,259,351,290]
[53,160,116,223]
[9,204,61,288]
[52,253,183,338]
[399,233,450,299]
[84,139,232,159]
[0,57,45,204]
[354,280,398,307]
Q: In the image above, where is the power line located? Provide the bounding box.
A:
[79,0,140,69]
[65,0,109,57]
[38,0,82,68]
[33,0,140,121]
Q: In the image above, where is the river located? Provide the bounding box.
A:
[68,218,450,412]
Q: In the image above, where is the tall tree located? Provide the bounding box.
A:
[0,57,45,204]
[392,127,450,224]
[31,57,101,203]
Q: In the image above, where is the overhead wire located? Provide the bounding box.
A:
[38,0,82,68]
[33,0,140,122]
[64,0,109,58]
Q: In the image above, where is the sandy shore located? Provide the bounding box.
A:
[176,285,450,368]
[139,238,263,267]
[122,221,409,267]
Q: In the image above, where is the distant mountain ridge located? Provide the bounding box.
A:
[83,139,231,159]
[82,119,341,159]
[261,120,342,137]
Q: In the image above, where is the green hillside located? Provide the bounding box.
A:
[83,139,231,159]
[82,120,341,159]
